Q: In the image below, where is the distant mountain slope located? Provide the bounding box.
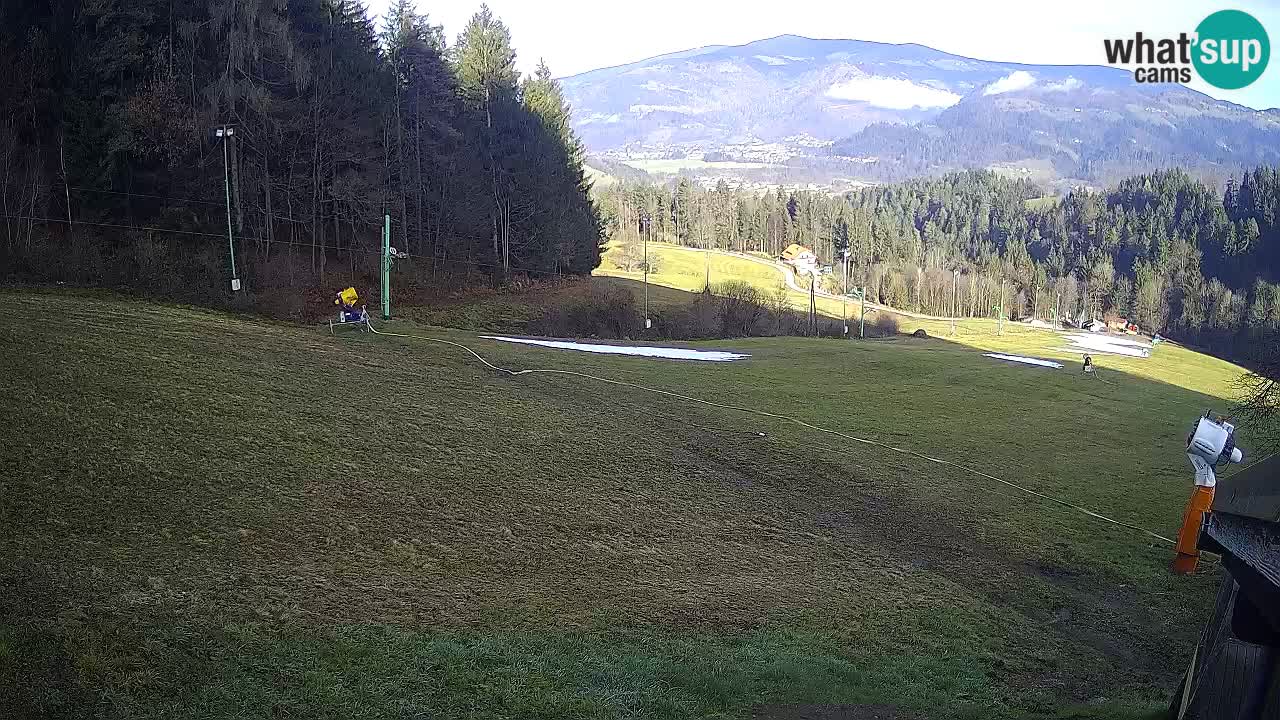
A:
[561,35,1280,185]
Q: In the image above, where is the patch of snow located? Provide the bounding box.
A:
[625,64,673,75]
[984,71,1037,95]
[1021,318,1056,329]
[482,336,750,362]
[753,55,789,65]
[1045,77,1083,92]
[640,80,690,93]
[781,55,811,62]
[929,58,983,72]
[1063,333,1152,358]
[985,353,1063,369]
[576,112,622,126]
[825,76,961,110]
[628,104,705,115]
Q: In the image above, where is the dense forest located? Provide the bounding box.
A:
[0,0,602,304]
[598,168,1280,358]
[827,98,1280,185]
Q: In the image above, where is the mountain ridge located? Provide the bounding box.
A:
[561,34,1280,188]
[562,33,1183,82]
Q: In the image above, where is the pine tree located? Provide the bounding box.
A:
[454,4,520,274]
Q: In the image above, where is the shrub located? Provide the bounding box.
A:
[713,280,768,337]
[532,285,640,338]
[608,242,660,275]
[655,295,720,339]
[866,312,900,338]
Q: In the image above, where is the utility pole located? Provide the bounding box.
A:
[997,278,1006,336]
[809,274,817,336]
[59,133,73,237]
[952,269,959,336]
[860,285,866,339]
[642,213,651,329]
[215,125,240,291]
[704,222,711,290]
[842,251,849,337]
[673,189,680,249]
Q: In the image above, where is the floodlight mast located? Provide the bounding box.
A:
[214,125,239,291]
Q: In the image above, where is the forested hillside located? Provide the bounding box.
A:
[0,0,602,302]
[598,168,1280,358]
[828,95,1280,186]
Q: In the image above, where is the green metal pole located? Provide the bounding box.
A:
[382,214,391,320]
[221,131,238,290]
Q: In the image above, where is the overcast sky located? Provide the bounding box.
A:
[364,0,1280,109]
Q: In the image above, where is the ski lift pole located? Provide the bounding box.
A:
[381,214,391,320]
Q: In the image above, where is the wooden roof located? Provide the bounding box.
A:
[1213,452,1280,523]
[781,244,814,260]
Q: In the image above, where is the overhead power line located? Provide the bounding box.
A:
[1,212,574,279]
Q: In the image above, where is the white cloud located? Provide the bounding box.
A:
[753,55,789,65]
[984,70,1037,95]
[1045,77,1083,92]
[825,76,961,110]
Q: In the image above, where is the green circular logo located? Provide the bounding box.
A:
[1192,10,1270,89]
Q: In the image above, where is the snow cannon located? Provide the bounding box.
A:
[1173,412,1244,575]
[330,286,369,333]
[1187,413,1243,469]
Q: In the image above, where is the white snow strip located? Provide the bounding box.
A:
[481,336,750,362]
[1056,346,1151,358]
[628,104,706,115]
[984,353,1063,369]
[1045,77,1082,92]
[825,77,961,110]
[1064,333,1152,358]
